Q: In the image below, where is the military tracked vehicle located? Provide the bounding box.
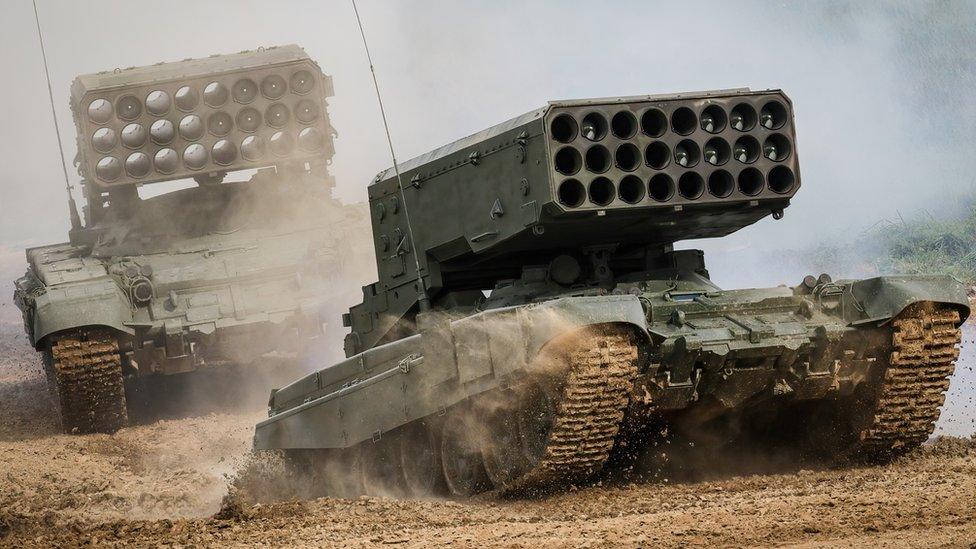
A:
[254,89,969,498]
[14,45,371,434]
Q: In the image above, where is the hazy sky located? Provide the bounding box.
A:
[1,0,974,288]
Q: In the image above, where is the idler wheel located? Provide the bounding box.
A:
[399,421,445,497]
[361,436,407,497]
[440,408,492,497]
[481,390,533,487]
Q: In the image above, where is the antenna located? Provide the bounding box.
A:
[32,0,81,231]
[351,0,430,311]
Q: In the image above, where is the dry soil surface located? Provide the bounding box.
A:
[1,322,975,548]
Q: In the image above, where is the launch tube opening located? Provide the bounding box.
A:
[648,173,674,202]
[640,108,667,137]
[618,175,644,203]
[761,100,788,129]
[581,112,608,141]
[611,111,637,139]
[588,177,615,206]
[550,114,578,143]
[700,105,727,133]
[763,134,792,162]
[116,95,142,121]
[671,107,697,135]
[585,145,611,173]
[768,166,795,194]
[704,137,731,166]
[678,172,704,199]
[674,140,700,168]
[738,167,764,195]
[733,135,760,164]
[645,141,670,169]
[558,179,586,207]
[207,111,233,137]
[554,146,582,175]
[708,170,735,198]
[731,103,757,131]
[614,143,640,171]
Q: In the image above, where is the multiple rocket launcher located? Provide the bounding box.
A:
[344,89,801,355]
[366,90,799,275]
[69,45,334,188]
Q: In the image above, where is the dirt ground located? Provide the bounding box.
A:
[1,322,975,548]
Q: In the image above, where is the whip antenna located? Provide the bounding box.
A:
[351,0,429,310]
[32,0,81,230]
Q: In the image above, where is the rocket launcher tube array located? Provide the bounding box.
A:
[70,45,335,188]
[365,89,799,277]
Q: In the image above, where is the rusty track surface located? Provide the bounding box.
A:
[492,330,638,496]
[50,330,128,434]
[856,304,961,456]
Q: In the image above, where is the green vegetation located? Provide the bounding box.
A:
[806,199,976,283]
[875,210,976,282]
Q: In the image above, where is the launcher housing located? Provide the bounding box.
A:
[343,89,801,355]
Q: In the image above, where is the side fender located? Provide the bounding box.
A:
[845,275,970,326]
[438,294,651,385]
[255,294,650,450]
[30,278,135,347]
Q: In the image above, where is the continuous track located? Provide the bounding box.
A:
[855,304,962,457]
[487,329,639,496]
[50,330,128,434]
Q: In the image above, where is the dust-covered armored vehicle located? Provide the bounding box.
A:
[14,45,371,434]
[254,89,969,497]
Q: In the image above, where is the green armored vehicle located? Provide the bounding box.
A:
[14,45,371,434]
[254,89,968,497]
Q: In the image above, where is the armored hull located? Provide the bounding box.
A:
[255,271,967,496]
[253,89,969,497]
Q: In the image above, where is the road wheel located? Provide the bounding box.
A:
[481,389,533,487]
[361,435,407,497]
[440,408,492,497]
[399,421,446,498]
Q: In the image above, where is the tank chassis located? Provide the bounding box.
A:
[254,89,969,498]
[13,45,370,434]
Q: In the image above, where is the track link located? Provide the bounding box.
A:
[855,304,961,456]
[50,330,128,434]
[492,330,639,496]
